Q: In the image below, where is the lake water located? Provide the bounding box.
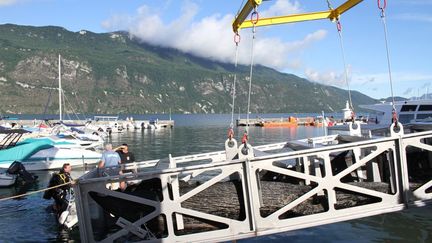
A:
[0,114,431,242]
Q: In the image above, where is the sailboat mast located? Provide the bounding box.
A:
[58,54,62,121]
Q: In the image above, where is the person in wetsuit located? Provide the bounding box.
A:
[43,163,73,215]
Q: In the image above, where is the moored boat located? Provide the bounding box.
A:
[0,129,101,170]
[360,99,432,125]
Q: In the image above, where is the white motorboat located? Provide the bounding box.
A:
[0,161,37,187]
[360,99,432,125]
[0,129,101,171]
[0,172,17,187]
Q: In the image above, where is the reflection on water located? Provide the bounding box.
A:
[0,114,431,242]
[239,206,432,243]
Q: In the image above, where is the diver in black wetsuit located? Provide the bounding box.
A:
[43,163,73,215]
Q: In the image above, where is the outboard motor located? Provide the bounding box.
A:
[6,161,37,183]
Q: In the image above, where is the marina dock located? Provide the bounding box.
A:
[5,119,175,129]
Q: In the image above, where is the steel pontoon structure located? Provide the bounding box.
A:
[74,122,432,242]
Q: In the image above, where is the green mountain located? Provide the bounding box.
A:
[0,24,377,114]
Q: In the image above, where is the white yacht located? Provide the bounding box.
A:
[360,99,432,125]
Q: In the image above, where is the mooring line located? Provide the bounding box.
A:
[0,180,74,202]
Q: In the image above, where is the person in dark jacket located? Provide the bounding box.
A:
[115,143,136,164]
[43,163,73,214]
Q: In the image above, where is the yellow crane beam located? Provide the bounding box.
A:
[232,0,262,33]
[232,0,363,33]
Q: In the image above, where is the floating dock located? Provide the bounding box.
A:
[73,122,432,242]
[236,117,316,127]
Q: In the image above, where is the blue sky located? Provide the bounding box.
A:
[0,0,431,100]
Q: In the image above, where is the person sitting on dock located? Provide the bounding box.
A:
[98,144,127,191]
[98,143,121,176]
[43,163,74,216]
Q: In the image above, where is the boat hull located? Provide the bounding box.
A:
[0,147,101,170]
[0,173,16,187]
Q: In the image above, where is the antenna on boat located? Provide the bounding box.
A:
[58,54,62,122]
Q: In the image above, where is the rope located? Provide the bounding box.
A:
[335,19,355,114]
[326,0,334,10]
[42,78,57,120]
[378,0,396,115]
[246,9,259,134]
[0,180,75,202]
[73,91,88,121]
[62,90,81,121]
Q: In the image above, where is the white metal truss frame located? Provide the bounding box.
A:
[75,128,432,242]
[246,138,401,233]
[400,130,432,201]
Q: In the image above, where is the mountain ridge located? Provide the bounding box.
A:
[0,24,378,114]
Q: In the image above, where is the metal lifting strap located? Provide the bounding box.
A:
[378,0,396,120]
[246,8,259,134]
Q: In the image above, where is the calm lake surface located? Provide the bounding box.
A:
[0,114,431,242]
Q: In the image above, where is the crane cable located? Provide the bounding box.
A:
[378,0,397,123]
[336,20,355,119]
[230,33,241,129]
[245,8,259,137]
[327,0,355,119]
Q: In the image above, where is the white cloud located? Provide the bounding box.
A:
[102,0,326,70]
[305,66,351,87]
[259,0,302,17]
[394,13,432,23]
[305,68,345,86]
[396,0,432,5]
[352,72,432,85]
[0,0,18,6]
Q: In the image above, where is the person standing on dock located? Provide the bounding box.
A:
[115,143,135,164]
[114,143,135,164]
[115,143,136,176]
[98,143,121,177]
